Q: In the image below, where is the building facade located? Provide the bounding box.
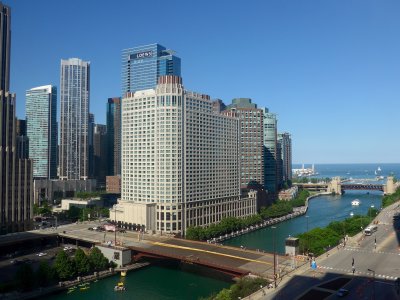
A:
[226,98,264,191]
[93,124,107,186]
[113,76,257,234]
[0,2,33,234]
[16,119,29,159]
[263,108,278,194]
[278,132,292,183]
[26,85,57,179]
[59,58,90,180]
[121,43,181,94]
[106,97,121,175]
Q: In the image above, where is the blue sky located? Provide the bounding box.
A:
[6,0,400,163]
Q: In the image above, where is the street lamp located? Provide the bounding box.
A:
[272,226,277,288]
[305,215,309,254]
[368,268,376,300]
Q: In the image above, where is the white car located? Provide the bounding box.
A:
[37,252,47,257]
[63,246,73,251]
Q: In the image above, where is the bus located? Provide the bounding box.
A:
[364,225,378,236]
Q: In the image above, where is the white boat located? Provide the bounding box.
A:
[377,166,382,172]
[351,199,360,206]
[350,212,354,217]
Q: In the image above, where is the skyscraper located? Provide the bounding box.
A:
[26,85,57,179]
[226,98,264,191]
[16,119,29,159]
[112,76,257,234]
[0,2,33,234]
[121,43,181,94]
[59,58,90,180]
[106,97,121,175]
[263,108,278,194]
[93,124,107,186]
[278,132,292,183]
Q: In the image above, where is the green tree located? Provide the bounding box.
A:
[74,248,91,275]
[54,250,75,280]
[36,261,55,287]
[15,264,34,291]
[88,247,109,271]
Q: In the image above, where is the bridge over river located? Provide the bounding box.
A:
[47,222,297,279]
[295,176,398,195]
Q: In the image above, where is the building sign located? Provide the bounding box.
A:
[132,51,153,59]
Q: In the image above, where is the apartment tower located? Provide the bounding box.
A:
[59,58,90,180]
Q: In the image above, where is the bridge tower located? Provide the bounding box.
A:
[384,176,396,195]
[327,177,342,195]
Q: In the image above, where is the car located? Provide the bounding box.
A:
[336,288,349,297]
[37,252,47,257]
[63,246,73,251]
[10,259,19,265]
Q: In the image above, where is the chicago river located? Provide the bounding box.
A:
[46,163,400,299]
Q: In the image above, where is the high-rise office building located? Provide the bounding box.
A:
[263,108,278,194]
[26,85,57,179]
[106,97,121,175]
[113,76,256,233]
[0,2,33,234]
[278,132,292,183]
[121,43,181,94]
[59,58,90,180]
[93,124,107,186]
[226,98,264,191]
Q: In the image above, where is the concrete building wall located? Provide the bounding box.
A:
[97,245,131,267]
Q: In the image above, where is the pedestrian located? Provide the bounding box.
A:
[352,257,354,266]
[352,265,355,275]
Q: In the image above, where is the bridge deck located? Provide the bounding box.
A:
[53,223,293,278]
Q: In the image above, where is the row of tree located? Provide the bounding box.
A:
[8,247,114,292]
[186,190,311,241]
[382,187,400,208]
[297,208,378,256]
[200,277,269,300]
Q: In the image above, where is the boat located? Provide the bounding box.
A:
[67,287,77,294]
[114,282,126,291]
[80,286,90,291]
[120,269,127,277]
[350,212,354,217]
[351,199,360,206]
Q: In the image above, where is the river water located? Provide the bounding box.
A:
[46,163,399,300]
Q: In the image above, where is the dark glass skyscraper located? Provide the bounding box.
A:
[121,43,181,94]
[106,97,121,175]
[0,2,33,234]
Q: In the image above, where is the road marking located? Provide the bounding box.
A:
[150,241,273,266]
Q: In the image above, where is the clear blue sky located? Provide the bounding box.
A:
[6,0,400,164]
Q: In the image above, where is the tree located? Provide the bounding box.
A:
[54,250,75,279]
[74,248,91,275]
[15,264,34,291]
[88,247,109,271]
[36,261,55,287]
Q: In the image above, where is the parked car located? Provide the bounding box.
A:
[37,252,47,257]
[336,288,349,297]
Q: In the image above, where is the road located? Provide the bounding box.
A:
[253,202,400,300]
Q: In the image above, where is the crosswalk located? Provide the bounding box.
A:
[318,265,398,280]
[342,246,400,256]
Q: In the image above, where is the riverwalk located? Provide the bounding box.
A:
[209,192,330,245]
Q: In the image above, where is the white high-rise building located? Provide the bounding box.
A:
[113,76,257,234]
[59,58,90,180]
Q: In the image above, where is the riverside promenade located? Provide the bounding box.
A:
[243,200,400,300]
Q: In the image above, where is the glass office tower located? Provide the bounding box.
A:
[26,85,57,179]
[121,43,181,94]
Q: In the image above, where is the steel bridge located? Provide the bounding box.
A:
[341,184,384,192]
